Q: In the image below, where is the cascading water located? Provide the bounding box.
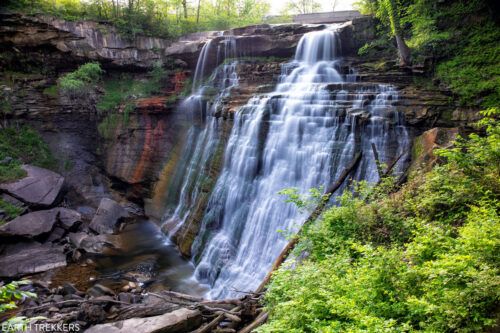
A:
[190,28,411,299]
[162,35,240,242]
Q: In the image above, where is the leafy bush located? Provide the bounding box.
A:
[260,109,500,332]
[58,62,103,98]
[0,198,23,224]
[97,113,122,140]
[355,0,499,107]
[0,127,56,182]
[96,62,166,139]
[97,62,165,113]
[7,0,271,39]
[436,23,500,107]
[0,280,42,332]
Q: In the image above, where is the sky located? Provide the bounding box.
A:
[269,0,356,15]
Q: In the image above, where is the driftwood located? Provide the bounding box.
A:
[113,291,246,322]
[237,312,269,333]
[371,143,384,179]
[372,144,407,183]
[256,151,362,293]
[383,151,405,178]
[22,298,132,313]
[191,306,242,333]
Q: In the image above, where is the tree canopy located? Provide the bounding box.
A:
[8,0,271,38]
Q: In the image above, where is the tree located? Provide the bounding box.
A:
[285,0,321,14]
[356,0,411,67]
[382,0,411,66]
[182,0,188,18]
[196,0,201,23]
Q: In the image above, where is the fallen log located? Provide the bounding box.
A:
[256,152,362,293]
[191,306,241,333]
[237,312,269,333]
[371,143,384,179]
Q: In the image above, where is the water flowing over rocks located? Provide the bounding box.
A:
[0,12,484,332]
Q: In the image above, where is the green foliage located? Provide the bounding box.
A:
[278,186,326,212]
[8,0,271,39]
[97,63,164,113]
[0,87,13,119]
[98,113,122,140]
[358,36,396,57]
[97,62,166,138]
[436,23,500,107]
[42,84,58,98]
[0,199,23,224]
[0,280,42,332]
[261,110,500,332]
[58,62,103,98]
[0,281,35,313]
[355,0,499,107]
[0,127,56,182]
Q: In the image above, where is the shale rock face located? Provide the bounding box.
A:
[0,13,374,70]
[0,12,171,69]
[0,165,64,207]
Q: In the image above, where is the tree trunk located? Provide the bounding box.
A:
[196,0,201,24]
[395,34,412,67]
[386,0,411,67]
[183,0,188,19]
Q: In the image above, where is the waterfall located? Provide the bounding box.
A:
[190,28,411,299]
[162,35,239,243]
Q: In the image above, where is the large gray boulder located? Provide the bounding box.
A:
[0,165,64,207]
[0,242,66,277]
[85,308,202,333]
[69,232,123,255]
[89,198,128,234]
[0,207,81,238]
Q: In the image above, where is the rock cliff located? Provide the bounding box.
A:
[0,12,374,70]
[0,12,479,257]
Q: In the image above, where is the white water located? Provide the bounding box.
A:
[162,36,239,242]
[189,28,411,299]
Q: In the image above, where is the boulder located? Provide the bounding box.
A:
[57,208,82,230]
[0,208,81,238]
[85,308,202,333]
[0,209,56,238]
[410,127,459,174]
[69,232,123,255]
[89,198,128,234]
[0,242,66,277]
[0,165,64,207]
[87,284,116,297]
